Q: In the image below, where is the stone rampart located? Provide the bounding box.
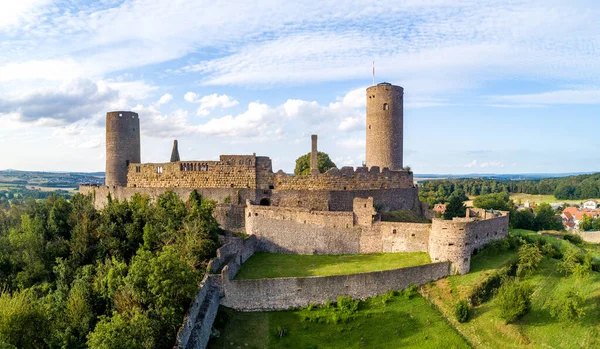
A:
[176,236,256,349]
[428,211,509,274]
[175,274,220,349]
[379,222,431,253]
[273,166,413,191]
[220,262,450,311]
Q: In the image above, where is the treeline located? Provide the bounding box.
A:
[419,172,600,207]
[0,191,219,348]
[0,187,72,209]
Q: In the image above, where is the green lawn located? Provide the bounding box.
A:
[422,229,600,349]
[234,252,431,280]
[209,292,469,349]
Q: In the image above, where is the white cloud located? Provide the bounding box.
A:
[195,94,239,116]
[0,0,50,30]
[464,160,477,168]
[487,89,600,106]
[157,93,173,105]
[184,92,199,103]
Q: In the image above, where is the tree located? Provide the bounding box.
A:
[87,310,156,349]
[473,193,513,211]
[495,279,533,324]
[517,243,543,275]
[579,214,593,231]
[533,203,563,231]
[294,152,336,175]
[444,192,466,220]
[511,209,535,230]
[0,290,49,348]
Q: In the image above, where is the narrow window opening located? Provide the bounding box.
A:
[383,103,389,110]
[392,229,397,234]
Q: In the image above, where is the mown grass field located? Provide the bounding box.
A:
[422,229,600,349]
[234,252,431,280]
[209,292,469,349]
[507,193,600,205]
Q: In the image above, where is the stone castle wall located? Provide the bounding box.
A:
[366,83,404,170]
[105,111,140,186]
[428,209,509,274]
[245,201,431,255]
[220,262,450,311]
[127,155,273,189]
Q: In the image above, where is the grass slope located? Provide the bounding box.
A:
[209,293,469,349]
[422,230,600,349]
[234,252,431,280]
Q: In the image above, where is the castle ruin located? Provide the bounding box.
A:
[80,82,509,275]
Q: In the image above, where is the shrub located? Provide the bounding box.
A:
[495,278,533,324]
[557,249,592,278]
[273,326,287,339]
[454,299,469,323]
[403,284,418,300]
[336,296,359,315]
[517,243,543,276]
[381,290,395,305]
[549,289,586,321]
[469,263,516,306]
[563,234,583,245]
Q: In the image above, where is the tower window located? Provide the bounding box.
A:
[383,103,389,110]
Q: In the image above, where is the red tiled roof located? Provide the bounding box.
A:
[433,204,447,213]
[565,222,575,228]
[563,212,573,220]
[575,211,597,221]
[563,207,578,216]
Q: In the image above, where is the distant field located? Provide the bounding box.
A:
[209,292,469,349]
[508,193,599,205]
[235,252,431,280]
[422,229,600,349]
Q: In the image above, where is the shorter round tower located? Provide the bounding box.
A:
[365,83,404,171]
[105,111,141,187]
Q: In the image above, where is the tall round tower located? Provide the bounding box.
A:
[366,83,404,171]
[105,111,141,186]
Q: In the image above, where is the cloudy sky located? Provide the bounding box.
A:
[1,0,599,174]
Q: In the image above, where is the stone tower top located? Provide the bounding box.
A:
[365,83,404,171]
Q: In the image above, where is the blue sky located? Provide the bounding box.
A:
[0,0,599,174]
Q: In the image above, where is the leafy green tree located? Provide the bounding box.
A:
[517,243,543,275]
[87,310,156,349]
[533,203,563,231]
[473,192,513,211]
[0,289,49,348]
[495,279,533,324]
[579,214,593,231]
[444,192,466,220]
[294,152,337,175]
[511,209,535,230]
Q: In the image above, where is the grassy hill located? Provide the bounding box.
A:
[213,230,600,348]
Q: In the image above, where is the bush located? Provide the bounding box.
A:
[469,263,516,306]
[557,249,592,278]
[517,243,543,276]
[336,296,359,315]
[381,290,395,305]
[454,299,469,323]
[548,289,586,321]
[563,234,583,245]
[495,278,533,324]
[403,284,418,300]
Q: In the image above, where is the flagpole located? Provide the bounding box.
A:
[372,61,375,85]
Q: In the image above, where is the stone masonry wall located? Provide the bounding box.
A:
[246,204,361,254]
[577,231,600,243]
[220,262,450,311]
[176,236,256,349]
[428,212,509,274]
[213,204,246,232]
[379,222,431,253]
